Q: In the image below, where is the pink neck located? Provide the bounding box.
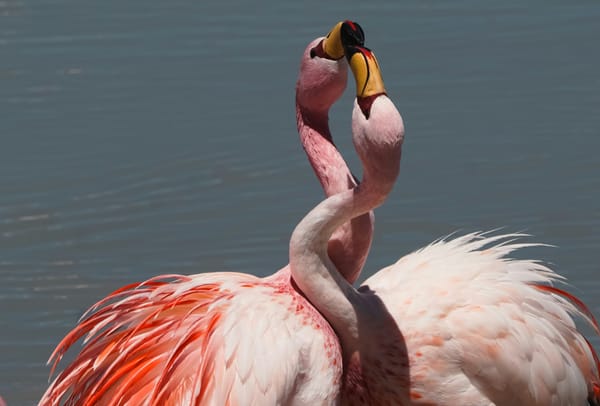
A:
[289,95,403,353]
[295,100,373,284]
[289,175,395,337]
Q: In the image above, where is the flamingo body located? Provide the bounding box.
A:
[353,233,600,405]
[42,271,342,405]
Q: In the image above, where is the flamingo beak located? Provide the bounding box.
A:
[310,20,365,60]
[345,45,386,98]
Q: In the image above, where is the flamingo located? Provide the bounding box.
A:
[40,21,369,405]
[289,39,600,405]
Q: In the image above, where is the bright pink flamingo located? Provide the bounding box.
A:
[40,21,369,405]
[289,41,600,405]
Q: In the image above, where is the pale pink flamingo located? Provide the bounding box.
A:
[40,21,369,405]
[289,41,600,405]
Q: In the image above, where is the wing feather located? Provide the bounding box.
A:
[365,232,600,405]
[41,272,342,406]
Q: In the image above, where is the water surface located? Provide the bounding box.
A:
[1,1,599,404]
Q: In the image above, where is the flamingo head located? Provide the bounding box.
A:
[296,20,365,112]
[346,45,404,198]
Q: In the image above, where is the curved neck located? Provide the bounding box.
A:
[295,98,373,284]
[289,175,393,346]
[290,93,404,349]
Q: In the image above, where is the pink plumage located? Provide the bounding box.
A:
[359,232,600,404]
[42,273,341,405]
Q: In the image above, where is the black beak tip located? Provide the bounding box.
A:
[344,45,359,61]
[341,20,365,49]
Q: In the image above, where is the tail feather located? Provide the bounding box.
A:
[587,340,600,406]
[40,274,231,405]
[590,382,600,406]
[534,285,600,335]
[533,284,600,404]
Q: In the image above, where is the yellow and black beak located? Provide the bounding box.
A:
[345,45,386,99]
[310,20,365,60]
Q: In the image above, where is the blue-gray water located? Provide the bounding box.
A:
[1,1,599,404]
